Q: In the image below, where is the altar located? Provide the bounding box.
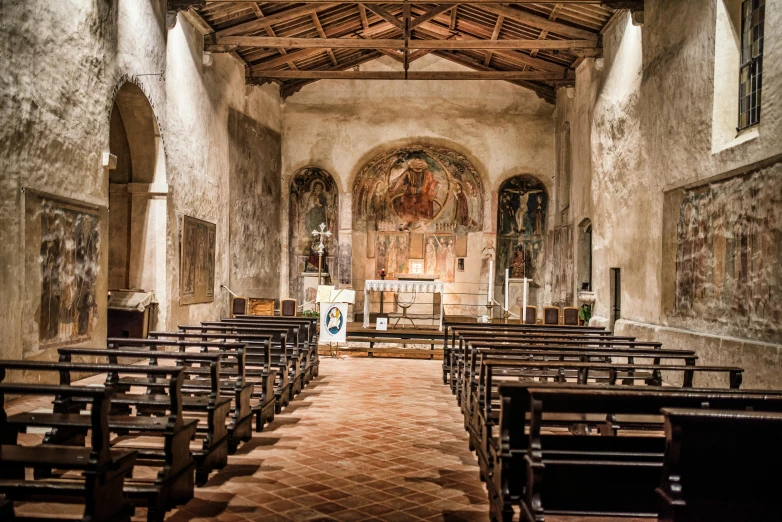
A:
[363,279,446,330]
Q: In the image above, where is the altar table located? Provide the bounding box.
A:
[363,279,446,330]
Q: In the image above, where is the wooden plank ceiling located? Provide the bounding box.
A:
[190,1,619,101]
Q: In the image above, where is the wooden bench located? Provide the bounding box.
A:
[0,363,137,522]
[344,336,442,359]
[210,320,308,393]
[168,327,289,419]
[657,408,782,522]
[2,361,194,522]
[495,384,782,522]
[62,344,240,484]
[228,316,320,381]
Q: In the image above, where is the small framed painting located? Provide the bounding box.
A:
[376,317,388,331]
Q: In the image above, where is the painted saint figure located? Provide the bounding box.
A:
[391,158,439,223]
[425,237,437,275]
[453,183,470,226]
[510,244,526,279]
[445,238,456,282]
[305,182,329,234]
[386,236,398,277]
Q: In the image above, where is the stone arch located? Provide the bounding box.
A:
[107,81,168,331]
[288,167,340,307]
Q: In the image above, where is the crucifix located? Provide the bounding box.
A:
[311,222,332,287]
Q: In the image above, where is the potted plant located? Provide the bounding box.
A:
[578,303,592,326]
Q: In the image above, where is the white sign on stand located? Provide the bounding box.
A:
[320,302,348,343]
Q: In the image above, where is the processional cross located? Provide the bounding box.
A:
[311,222,332,287]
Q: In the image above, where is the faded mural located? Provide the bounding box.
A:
[354,146,483,281]
[672,165,782,341]
[35,201,101,346]
[228,109,282,298]
[551,224,574,306]
[496,175,548,285]
[180,215,216,305]
[289,168,339,299]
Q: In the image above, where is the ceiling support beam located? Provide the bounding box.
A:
[247,48,327,72]
[478,4,597,40]
[206,36,599,51]
[249,4,298,70]
[206,0,622,4]
[483,14,504,66]
[250,70,574,80]
[311,12,338,65]
[215,2,340,37]
[361,3,404,30]
[410,5,456,30]
[403,1,411,74]
[449,6,458,30]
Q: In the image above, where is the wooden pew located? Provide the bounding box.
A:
[195,322,301,399]
[495,384,782,522]
[210,319,309,393]
[657,408,782,522]
[469,354,740,486]
[61,344,239,484]
[0,362,137,522]
[442,319,607,384]
[168,327,289,419]
[230,315,320,381]
[2,361,194,522]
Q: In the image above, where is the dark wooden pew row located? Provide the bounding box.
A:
[495,383,782,522]
[169,327,290,418]
[2,360,194,522]
[62,344,241,484]
[442,320,608,384]
[448,327,627,395]
[229,315,320,381]
[456,336,665,406]
[210,319,313,390]
[0,362,137,522]
[469,354,740,485]
[657,408,782,522]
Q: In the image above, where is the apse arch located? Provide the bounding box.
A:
[288,167,340,306]
[107,81,168,331]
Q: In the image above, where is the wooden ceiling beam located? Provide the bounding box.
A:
[477,4,598,40]
[208,36,599,51]
[361,4,404,30]
[311,12,339,65]
[215,2,340,37]
[358,4,370,30]
[206,0,611,4]
[249,4,298,71]
[483,14,503,66]
[250,69,575,80]
[410,5,456,30]
[248,47,327,72]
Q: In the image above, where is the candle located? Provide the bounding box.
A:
[522,278,528,323]
[487,260,494,303]
[504,268,509,316]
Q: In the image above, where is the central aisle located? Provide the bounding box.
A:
[169,357,490,522]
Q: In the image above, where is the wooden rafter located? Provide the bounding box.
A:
[361,4,404,30]
[250,4,298,71]
[483,14,503,66]
[311,12,338,65]
[251,69,575,80]
[410,5,455,30]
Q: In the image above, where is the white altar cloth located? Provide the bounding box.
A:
[363,279,446,330]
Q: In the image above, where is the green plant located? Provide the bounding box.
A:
[578,303,592,324]
[303,309,320,319]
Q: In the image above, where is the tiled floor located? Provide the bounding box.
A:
[164,356,490,522]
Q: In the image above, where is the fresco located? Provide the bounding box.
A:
[338,242,352,286]
[289,168,338,299]
[180,215,216,305]
[376,233,409,279]
[38,203,100,345]
[495,176,548,286]
[551,224,574,306]
[228,109,282,297]
[354,146,483,234]
[673,165,782,341]
[423,234,457,282]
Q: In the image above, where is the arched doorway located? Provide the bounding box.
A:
[288,167,339,309]
[107,82,167,331]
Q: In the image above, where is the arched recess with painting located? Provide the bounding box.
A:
[495,174,549,315]
[288,167,340,308]
[107,81,168,333]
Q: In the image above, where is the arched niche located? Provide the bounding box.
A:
[495,175,548,306]
[288,167,339,305]
[352,145,484,283]
[577,218,593,292]
[108,82,167,328]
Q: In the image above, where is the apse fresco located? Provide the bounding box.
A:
[38,203,100,345]
[354,146,483,234]
[495,176,548,285]
[289,168,339,298]
[375,233,410,279]
[672,165,782,341]
[424,234,457,282]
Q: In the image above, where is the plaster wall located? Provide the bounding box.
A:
[281,55,556,318]
[557,1,782,386]
[0,1,281,371]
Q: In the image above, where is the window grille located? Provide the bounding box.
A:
[738,0,764,130]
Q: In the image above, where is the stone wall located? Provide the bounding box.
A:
[556,1,782,386]
[280,55,557,320]
[0,1,282,369]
